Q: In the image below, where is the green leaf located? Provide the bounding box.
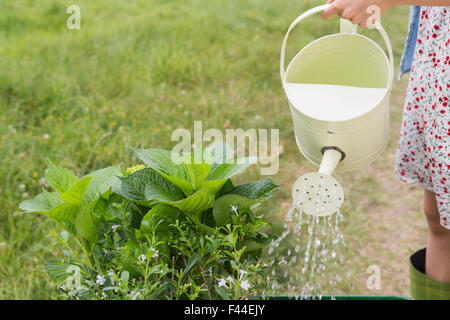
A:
[60,177,92,205]
[214,285,231,300]
[185,254,201,274]
[228,178,279,201]
[82,164,122,205]
[200,179,229,195]
[213,194,259,227]
[119,241,144,278]
[158,171,193,196]
[74,201,99,243]
[44,260,69,286]
[19,192,64,213]
[120,168,184,203]
[120,271,130,285]
[184,152,211,190]
[197,222,217,235]
[208,157,257,180]
[119,169,152,201]
[128,203,146,229]
[132,148,188,180]
[144,183,184,203]
[48,203,79,223]
[132,148,194,196]
[45,160,79,194]
[140,204,180,238]
[241,240,265,256]
[120,259,144,278]
[215,179,235,198]
[171,188,215,218]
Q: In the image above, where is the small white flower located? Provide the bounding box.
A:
[22,192,29,198]
[208,268,213,276]
[138,254,147,263]
[18,184,26,192]
[240,279,251,291]
[159,267,168,274]
[107,272,115,285]
[111,225,119,232]
[230,205,239,215]
[218,278,227,288]
[39,177,47,186]
[226,276,233,282]
[239,269,247,280]
[96,274,106,286]
[152,250,159,259]
[43,133,50,141]
[60,285,66,290]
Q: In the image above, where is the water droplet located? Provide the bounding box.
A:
[266,193,346,299]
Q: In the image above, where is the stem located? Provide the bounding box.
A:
[81,238,96,269]
[199,265,213,300]
[171,256,175,300]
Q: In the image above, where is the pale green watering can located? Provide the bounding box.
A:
[281,4,394,216]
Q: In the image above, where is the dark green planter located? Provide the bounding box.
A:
[268,296,409,300]
[410,248,450,300]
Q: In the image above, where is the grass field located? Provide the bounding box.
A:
[0,0,427,299]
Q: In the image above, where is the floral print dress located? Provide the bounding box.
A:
[395,6,450,229]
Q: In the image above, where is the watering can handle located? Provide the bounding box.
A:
[280,4,394,89]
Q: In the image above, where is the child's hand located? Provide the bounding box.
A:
[322,0,393,28]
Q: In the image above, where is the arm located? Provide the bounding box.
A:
[322,0,450,28]
[391,0,450,4]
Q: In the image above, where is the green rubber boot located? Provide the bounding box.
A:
[410,248,450,300]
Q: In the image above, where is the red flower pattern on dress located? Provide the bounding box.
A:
[395,6,450,229]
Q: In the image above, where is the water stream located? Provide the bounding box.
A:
[266,199,352,299]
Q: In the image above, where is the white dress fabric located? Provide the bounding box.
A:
[395,6,450,229]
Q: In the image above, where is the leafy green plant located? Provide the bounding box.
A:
[19,143,279,299]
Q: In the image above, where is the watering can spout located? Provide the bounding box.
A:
[318,147,345,176]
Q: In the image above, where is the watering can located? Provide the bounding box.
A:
[281,4,394,216]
